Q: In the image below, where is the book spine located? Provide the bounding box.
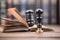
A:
[20,0,27,18]
[42,0,49,25]
[6,0,13,8]
[1,0,6,18]
[13,0,19,10]
[35,0,40,8]
[48,0,51,24]
[59,0,60,24]
[40,0,43,9]
[6,0,14,19]
[56,0,59,24]
[51,0,57,24]
[0,0,7,25]
[0,0,1,25]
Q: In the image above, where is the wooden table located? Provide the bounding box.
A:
[0,25,60,40]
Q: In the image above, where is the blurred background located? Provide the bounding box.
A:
[0,0,60,25]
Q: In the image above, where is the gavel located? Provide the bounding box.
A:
[35,8,43,33]
[25,10,34,27]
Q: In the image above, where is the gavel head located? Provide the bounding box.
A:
[36,8,43,15]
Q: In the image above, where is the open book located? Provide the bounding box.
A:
[0,8,53,32]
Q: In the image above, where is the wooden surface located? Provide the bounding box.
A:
[0,25,60,40]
